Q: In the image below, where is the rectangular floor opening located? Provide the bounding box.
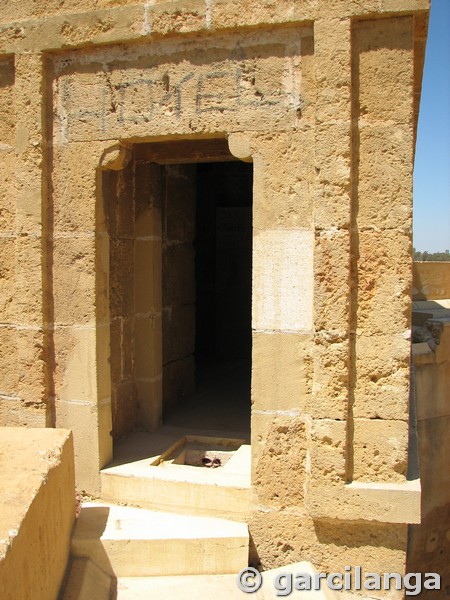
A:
[154,435,245,469]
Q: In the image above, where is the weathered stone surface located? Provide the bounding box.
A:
[0,151,16,233]
[0,428,75,600]
[313,181,351,231]
[354,332,410,420]
[310,419,346,484]
[314,229,350,334]
[53,236,98,326]
[356,230,412,336]
[314,18,351,124]
[16,328,46,404]
[251,130,315,232]
[163,304,196,365]
[163,243,195,307]
[249,506,408,594]
[14,235,44,327]
[0,326,18,396]
[353,419,408,482]
[357,124,413,229]
[354,16,414,125]
[309,333,349,421]
[134,314,163,380]
[134,239,162,315]
[252,332,312,412]
[248,508,315,570]
[0,57,15,145]
[164,165,196,243]
[54,326,99,404]
[111,380,137,441]
[0,238,16,324]
[252,413,307,508]
[0,0,430,585]
[309,519,408,588]
[52,28,307,143]
[53,142,107,234]
[163,356,195,415]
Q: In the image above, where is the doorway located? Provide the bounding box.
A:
[163,160,253,434]
[106,139,252,443]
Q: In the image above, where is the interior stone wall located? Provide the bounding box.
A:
[162,164,196,416]
[106,157,166,440]
[196,162,253,360]
[133,160,164,433]
[105,164,138,441]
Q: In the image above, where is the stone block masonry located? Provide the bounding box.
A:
[0,1,430,597]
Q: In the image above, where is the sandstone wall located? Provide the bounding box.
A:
[0,0,429,590]
[409,321,450,595]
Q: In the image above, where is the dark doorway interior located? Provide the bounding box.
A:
[164,161,253,434]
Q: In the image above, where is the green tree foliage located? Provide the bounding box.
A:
[413,248,450,261]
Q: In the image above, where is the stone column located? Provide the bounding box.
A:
[13,53,48,427]
[0,55,18,425]
[351,17,414,482]
[134,160,163,431]
[53,139,113,495]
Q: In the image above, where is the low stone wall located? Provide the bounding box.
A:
[0,428,75,600]
[413,261,450,300]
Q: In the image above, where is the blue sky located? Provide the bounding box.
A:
[413,0,450,252]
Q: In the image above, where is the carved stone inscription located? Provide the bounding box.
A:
[53,28,307,142]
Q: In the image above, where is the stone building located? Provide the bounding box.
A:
[0,0,441,597]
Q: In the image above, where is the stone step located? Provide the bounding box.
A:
[100,443,251,520]
[116,574,247,599]
[62,558,344,600]
[71,502,249,578]
[116,563,340,599]
[60,558,113,600]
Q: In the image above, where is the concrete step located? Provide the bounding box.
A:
[71,502,249,578]
[101,442,251,520]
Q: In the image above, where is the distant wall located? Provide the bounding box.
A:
[408,321,450,590]
[413,261,450,300]
[0,428,75,600]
